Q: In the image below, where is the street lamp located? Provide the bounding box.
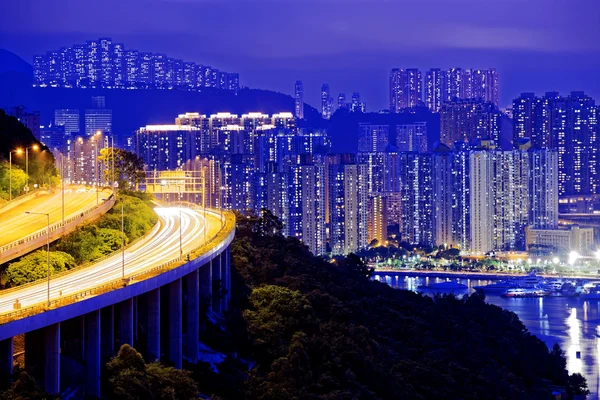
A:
[91,135,99,205]
[8,149,23,201]
[20,145,40,192]
[25,211,51,306]
[178,184,183,259]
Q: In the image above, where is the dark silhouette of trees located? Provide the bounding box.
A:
[196,210,588,400]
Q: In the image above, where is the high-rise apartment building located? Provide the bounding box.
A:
[350,93,365,113]
[135,125,199,171]
[358,124,389,153]
[33,38,240,93]
[425,68,444,112]
[512,91,598,195]
[440,99,501,147]
[321,84,333,119]
[398,152,434,245]
[294,80,304,119]
[396,123,428,153]
[389,68,422,112]
[528,148,559,229]
[337,93,346,110]
[54,109,80,137]
[84,96,112,136]
[329,155,369,255]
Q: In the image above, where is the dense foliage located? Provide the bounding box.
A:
[0,109,57,197]
[106,344,198,400]
[4,250,75,288]
[196,210,587,400]
[98,148,145,191]
[0,370,58,400]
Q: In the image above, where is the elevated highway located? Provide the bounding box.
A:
[0,187,114,265]
[0,205,235,396]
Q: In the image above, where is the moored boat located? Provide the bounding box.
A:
[501,287,552,298]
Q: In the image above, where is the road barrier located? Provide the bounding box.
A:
[0,194,116,265]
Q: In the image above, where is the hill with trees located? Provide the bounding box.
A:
[193,210,587,399]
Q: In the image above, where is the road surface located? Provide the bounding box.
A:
[0,188,113,247]
[0,207,223,314]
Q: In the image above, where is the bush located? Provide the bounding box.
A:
[5,250,76,287]
[106,345,198,400]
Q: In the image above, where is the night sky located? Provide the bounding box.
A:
[2,0,599,110]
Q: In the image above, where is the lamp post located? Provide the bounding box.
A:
[24,145,40,192]
[26,211,51,306]
[178,184,183,259]
[60,154,65,225]
[91,135,99,205]
[8,149,23,201]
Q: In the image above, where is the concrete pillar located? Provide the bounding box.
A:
[211,256,222,314]
[226,246,232,303]
[147,288,161,362]
[0,338,13,376]
[199,262,212,313]
[185,270,200,363]
[44,323,61,395]
[101,306,115,361]
[118,298,134,349]
[85,310,101,398]
[25,329,44,385]
[168,279,182,368]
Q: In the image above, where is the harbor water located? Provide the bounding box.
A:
[374,273,600,399]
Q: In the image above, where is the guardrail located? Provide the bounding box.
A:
[0,193,115,265]
[0,208,235,325]
[0,189,45,213]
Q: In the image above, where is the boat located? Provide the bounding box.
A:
[501,287,552,298]
[513,272,545,288]
[418,281,468,292]
[580,283,600,299]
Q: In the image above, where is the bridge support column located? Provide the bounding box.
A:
[85,310,101,398]
[168,279,182,368]
[44,323,61,395]
[199,262,212,318]
[0,338,13,377]
[226,245,232,304]
[212,256,222,314]
[147,288,161,362]
[118,298,134,349]
[220,249,229,312]
[101,306,114,362]
[185,270,199,363]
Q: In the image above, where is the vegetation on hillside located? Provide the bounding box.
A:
[194,210,588,399]
[105,344,198,400]
[1,192,157,287]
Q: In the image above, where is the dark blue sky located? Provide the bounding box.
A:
[2,0,599,110]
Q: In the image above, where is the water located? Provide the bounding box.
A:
[374,273,600,398]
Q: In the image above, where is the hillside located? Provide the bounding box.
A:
[0,49,32,75]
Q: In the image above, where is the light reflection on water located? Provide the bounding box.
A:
[375,273,600,399]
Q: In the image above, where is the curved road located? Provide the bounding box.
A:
[0,206,222,314]
[0,187,113,247]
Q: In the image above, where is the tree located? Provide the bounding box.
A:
[98,148,145,190]
[0,370,56,400]
[244,285,314,363]
[106,345,198,400]
[4,251,76,287]
[0,162,27,200]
